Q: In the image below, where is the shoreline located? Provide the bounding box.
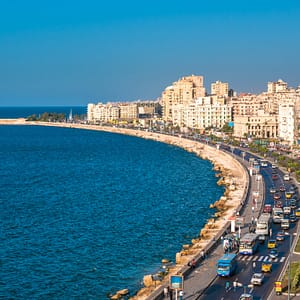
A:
[0,119,248,299]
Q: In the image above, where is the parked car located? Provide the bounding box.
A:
[295,208,300,217]
[270,186,276,193]
[251,273,264,285]
[290,214,297,223]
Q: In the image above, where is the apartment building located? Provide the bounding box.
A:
[162,75,206,122]
[267,79,288,93]
[211,80,229,97]
[172,96,232,130]
[119,103,138,120]
[87,103,120,124]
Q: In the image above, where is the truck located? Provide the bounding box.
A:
[216,253,237,277]
[255,213,271,235]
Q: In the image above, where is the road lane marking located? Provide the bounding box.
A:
[258,256,264,261]
[263,256,269,261]
[280,257,286,262]
[253,256,259,261]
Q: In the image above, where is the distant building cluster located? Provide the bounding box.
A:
[87,76,300,145]
[87,101,161,127]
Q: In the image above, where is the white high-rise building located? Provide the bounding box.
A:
[278,103,296,145]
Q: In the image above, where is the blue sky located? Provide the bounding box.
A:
[0,0,300,106]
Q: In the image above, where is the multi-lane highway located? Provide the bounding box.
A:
[197,145,299,300]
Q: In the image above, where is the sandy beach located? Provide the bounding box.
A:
[0,119,248,299]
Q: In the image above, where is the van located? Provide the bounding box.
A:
[281,219,290,230]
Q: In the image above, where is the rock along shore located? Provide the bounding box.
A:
[0,119,248,299]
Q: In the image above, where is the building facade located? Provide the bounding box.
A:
[233,110,278,139]
[162,75,206,122]
[171,96,232,130]
[211,80,229,97]
[267,79,288,94]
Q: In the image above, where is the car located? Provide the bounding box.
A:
[290,199,297,208]
[258,234,265,244]
[239,294,253,300]
[276,231,285,241]
[272,174,278,180]
[272,163,277,169]
[283,206,291,215]
[273,193,281,200]
[269,248,279,259]
[295,208,300,217]
[270,186,276,193]
[261,262,272,272]
[286,192,293,199]
[281,218,290,230]
[275,201,283,208]
[251,273,264,285]
[290,214,297,223]
[268,239,277,249]
[279,185,286,192]
[263,204,272,214]
[283,174,290,181]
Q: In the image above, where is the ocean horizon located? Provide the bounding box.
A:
[0,108,225,299]
[0,106,87,119]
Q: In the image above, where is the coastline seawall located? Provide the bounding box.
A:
[0,119,249,299]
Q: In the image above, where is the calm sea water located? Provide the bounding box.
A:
[0,122,224,299]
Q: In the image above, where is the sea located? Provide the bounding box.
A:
[0,107,225,299]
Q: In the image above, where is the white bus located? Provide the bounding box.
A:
[239,233,259,255]
[272,207,284,224]
[255,214,271,235]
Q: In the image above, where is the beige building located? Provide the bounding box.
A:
[233,109,278,139]
[171,96,232,130]
[162,75,206,122]
[211,80,229,97]
[119,103,138,120]
[267,79,288,93]
[87,103,120,124]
